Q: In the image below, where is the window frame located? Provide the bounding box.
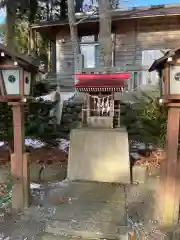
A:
[80,34,100,68]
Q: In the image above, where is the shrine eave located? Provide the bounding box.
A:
[76,87,123,92]
[74,79,125,91]
[74,73,130,92]
[75,73,131,80]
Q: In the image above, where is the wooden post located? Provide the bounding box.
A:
[110,93,114,117]
[118,101,121,127]
[129,232,135,240]
[23,153,30,208]
[157,105,180,225]
[110,93,114,128]
[10,102,30,210]
[86,94,90,122]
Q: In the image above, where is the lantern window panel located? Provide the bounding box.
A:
[2,69,20,95]
[169,65,180,95]
[24,71,31,95]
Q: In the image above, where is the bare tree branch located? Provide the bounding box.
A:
[74,10,98,26]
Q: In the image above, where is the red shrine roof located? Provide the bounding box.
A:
[74,73,131,92]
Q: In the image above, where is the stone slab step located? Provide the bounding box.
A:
[58,181,126,203]
[37,233,79,240]
[37,232,129,240]
[24,181,128,239]
[42,221,129,240]
[44,181,127,225]
[49,200,126,224]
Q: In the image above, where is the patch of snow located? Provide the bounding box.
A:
[0,142,5,147]
[58,138,69,153]
[0,138,69,152]
[130,152,141,160]
[48,179,69,188]
[36,94,51,101]
[30,183,43,189]
[36,92,75,103]
[131,142,146,150]
[25,138,45,148]
[0,139,45,149]
[30,179,69,190]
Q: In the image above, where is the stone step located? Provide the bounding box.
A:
[55,181,126,203]
[25,181,129,239]
[37,232,129,240]
[38,182,128,239]
[37,233,80,240]
[39,221,129,240]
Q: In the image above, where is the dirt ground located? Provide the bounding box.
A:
[135,149,165,174]
[0,146,68,167]
[0,146,68,197]
[0,147,165,200]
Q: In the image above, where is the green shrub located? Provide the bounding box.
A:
[0,100,59,159]
[136,97,168,148]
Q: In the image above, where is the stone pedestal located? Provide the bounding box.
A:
[132,165,148,183]
[67,127,130,183]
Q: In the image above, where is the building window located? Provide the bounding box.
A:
[141,49,168,85]
[80,35,100,68]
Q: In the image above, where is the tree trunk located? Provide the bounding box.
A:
[67,0,80,58]
[6,0,16,50]
[99,0,112,69]
[46,0,50,21]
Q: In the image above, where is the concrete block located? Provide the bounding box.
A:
[67,127,130,183]
[29,163,67,182]
[132,165,148,183]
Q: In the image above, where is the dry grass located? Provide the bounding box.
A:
[136,149,165,175]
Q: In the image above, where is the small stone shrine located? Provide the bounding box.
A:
[67,70,131,183]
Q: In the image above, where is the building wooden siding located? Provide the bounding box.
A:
[55,16,180,87]
[115,16,180,67]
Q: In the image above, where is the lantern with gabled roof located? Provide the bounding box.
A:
[0,43,40,210]
[0,43,39,102]
[149,45,180,103]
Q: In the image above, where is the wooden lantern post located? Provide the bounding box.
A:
[0,46,39,211]
[149,47,180,225]
[10,101,27,210]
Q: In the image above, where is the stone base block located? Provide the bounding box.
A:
[67,127,130,183]
[132,165,148,183]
